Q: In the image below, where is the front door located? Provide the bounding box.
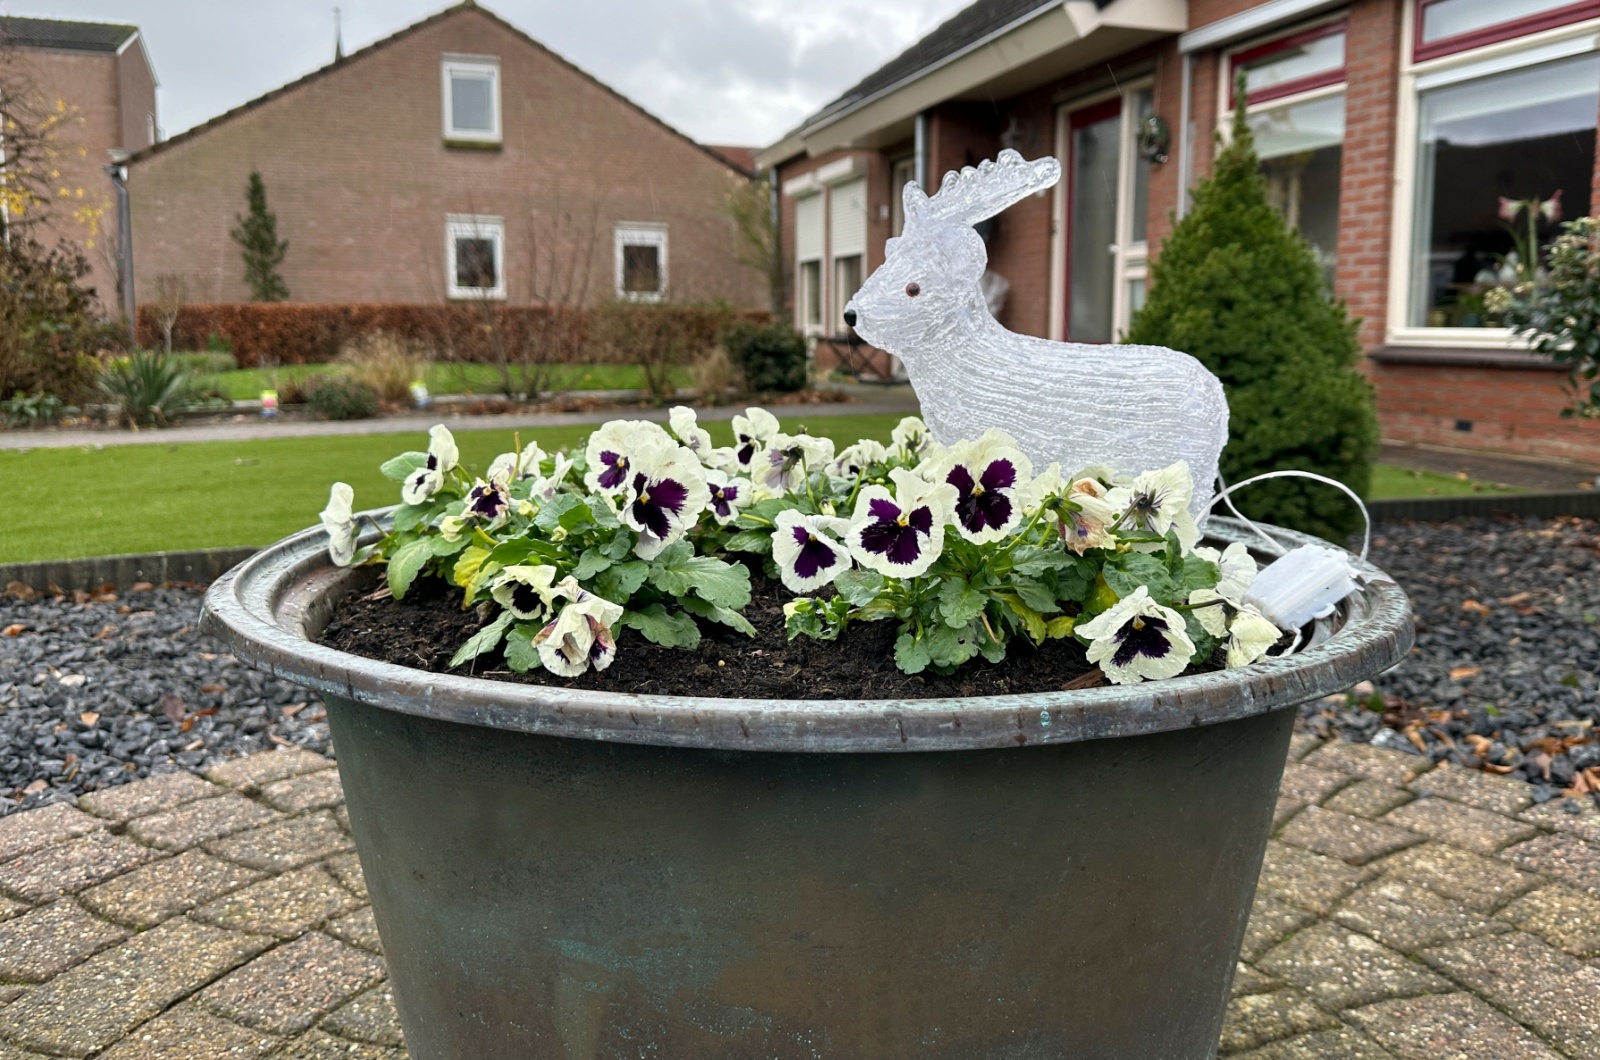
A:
[1062,89,1152,342]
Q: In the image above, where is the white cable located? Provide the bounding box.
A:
[1213,471,1287,557]
[1208,470,1372,562]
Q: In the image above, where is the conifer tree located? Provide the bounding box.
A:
[1126,80,1377,541]
[230,171,289,302]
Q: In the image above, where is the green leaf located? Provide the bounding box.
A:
[1181,555,1222,592]
[1045,615,1076,639]
[997,592,1047,644]
[1009,577,1061,615]
[1164,530,1185,579]
[1012,547,1076,576]
[503,622,544,672]
[426,534,468,557]
[937,577,988,628]
[600,531,636,561]
[894,631,932,674]
[451,546,491,588]
[724,529,773,555]
[1184,612,1220,663]
[622,604,701,648]
[557,500,596,533]
[487,539,539,566]
[385,539,432,601]
[380,452,427,482]
[534,494,585,533]
[1102,552,1174,602]
[680,595,756,637]
[649,549,752,610]
[593,560,649,601]
[833,568,886,608]
[390,503,429,532]
[586,495,620,529]
[572,549,613,581]
[448,611,513,668]
[924,622,980,670]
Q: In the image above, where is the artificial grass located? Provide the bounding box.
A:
[199,362,690,402]
[0,413,909,563]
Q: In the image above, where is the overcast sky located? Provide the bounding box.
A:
[7,0,973,146]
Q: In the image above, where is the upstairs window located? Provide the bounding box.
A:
[442,56,500,144]
[1416,0,1600,60]
[615,223,668,301]
[446,214,505,299]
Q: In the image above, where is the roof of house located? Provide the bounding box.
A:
[128,1,748,178]
[0,15,139,53]
[707,144,759,175]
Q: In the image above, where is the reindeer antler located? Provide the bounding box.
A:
[925,149,1061,226]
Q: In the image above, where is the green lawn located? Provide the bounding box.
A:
[1368,465,1521,498]
[0,407,1524,563]
[0,413,908,563]
[199,362,691,401]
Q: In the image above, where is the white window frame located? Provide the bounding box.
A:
[441,55,501,144]
[614,222,669,302]
[445,214,505,300]
[798,259,824,334]
[1385,9,1600,348]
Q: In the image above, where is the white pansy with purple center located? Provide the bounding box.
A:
[938,429,1032,544]
[730,406,780,470]
[1108,462,1198,550]
[1077,586,1196,685]
[584,420,670,494]
[755,433,835,495]
[847,468,956,577]
[401,425,460,505]
[772,510,853,593]
[488,440,547,484]
[704,467,751,525]
[668,406,714,461]
[829,439,889,480]
[491,564,560,620]
[532,589,625,677]
[620,440,711,559]
[463,478,510,526]
[320,482,359,567]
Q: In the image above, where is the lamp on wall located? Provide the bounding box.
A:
[1138,115,1171,165]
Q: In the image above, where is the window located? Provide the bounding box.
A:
[1416,0,1600,60]
[830,178,867,332]
[442,56,500,143]
[794,192,824,333]
[834,256,863,331]
[445,214,505,299]
[890,157,916,235]
[1231,23,1346,106]
[1407,50,1598,327]
[614,223,668,300]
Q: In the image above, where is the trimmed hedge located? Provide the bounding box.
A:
[136,302,767,369]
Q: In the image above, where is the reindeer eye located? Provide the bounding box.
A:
[905,282,921,297]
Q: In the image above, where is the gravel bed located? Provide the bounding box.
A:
[0,584,328,817]
[1300,515,1600,805]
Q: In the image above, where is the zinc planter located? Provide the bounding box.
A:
[201,515,1411,1060]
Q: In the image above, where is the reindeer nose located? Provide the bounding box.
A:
[843,308,857,328]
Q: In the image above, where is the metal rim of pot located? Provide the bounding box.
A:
[200,512,1413,754]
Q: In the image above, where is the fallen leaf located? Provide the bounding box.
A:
[200,684,225,694]
[1499,591,1532,605]
[281,703,306,717]
[129,581,154,592]
[179,717,195,733]
[62,753,76,768]
[1,623,24,637]
[1528,751,1553,780]
[1460,599,1491,615]
[160,693,186,724]
[302,709,326,723]
[79,712,99,727]
[72,590,91,606]
[1062,668,1108,690]
[91,592,118,604]
[91,624,117,640]
[1465,733,1493,756]
[3,581,37,602]
[1449,665,1481,681]
[268,734,294,747]
[1405,728,1429,753]
[1483,762,1517,774]
[21,779,47,796]
[182,739,203,752]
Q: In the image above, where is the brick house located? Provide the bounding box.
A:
[0,16,159,305]
[125,2,766,312]
[758,0,1600,465]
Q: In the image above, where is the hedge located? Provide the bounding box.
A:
[136,302,768,368]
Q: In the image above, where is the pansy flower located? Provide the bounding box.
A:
[319,482,359,567]
[1077,586,1196,685]
[1193,541,1258,603]
[487,440,547,484]
[1107,462,1198,550]
[584,419,670,494]
[704,467,751,525]
[730,407,780,470]
[1057,478,1118,555]
[462,478,510,526]
[829,439,889,480]
[847,468,956,578]
[937,429,1032,544]
[891,415,933,459]
[491,564,561,621]
[402,425,460,505]
[755,433,835,495]
[529,453,575,503]
[668,406,715,462]
[620,440,711,559]
[1225,605,1281,667]
[772,510,852,592]
[532,588,625,677]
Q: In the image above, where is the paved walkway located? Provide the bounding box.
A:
[0,386,921,451]
[0,738,1596,1058]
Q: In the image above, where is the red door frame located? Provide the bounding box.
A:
[1063,98,1123,342]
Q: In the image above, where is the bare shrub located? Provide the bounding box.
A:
[337,331,427,404]
[691,344,735,405]
[151,273,188,353]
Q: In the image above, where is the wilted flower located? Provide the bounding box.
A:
[731,407,780,470]
[487,440,546,484]
[891,415,932,458]
[532,587,625,677]
[1057,479,1119,555]
[668,406,714,461]
[1193,541,1257,603]
[772,509,852,592]
[402,425,460,505]
[847,468,956,578]
[584,419,671,493]
[830,439,889,479]
[1077,586,1195,685]
[1225,605,1281,667]
[755,432,835,495]
[620,440,711,559]
[704,467,751,525]
[320,482,359,567]
[490,564,561,620]
[938,428,1032,544]
[1108,462,1198,550]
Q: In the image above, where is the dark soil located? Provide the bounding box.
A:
[318,574,1203,700]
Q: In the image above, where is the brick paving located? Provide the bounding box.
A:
[0,740,1594,1057]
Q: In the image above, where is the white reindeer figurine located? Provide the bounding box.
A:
[844,149,1229,522]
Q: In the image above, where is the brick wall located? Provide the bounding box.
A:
[1372,361,1600,462]
[127,8,766,312]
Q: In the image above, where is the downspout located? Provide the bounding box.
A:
[1177,52,1194,220]
[914,111,930,190]
[767,165,781,316]
[105,160,135,346]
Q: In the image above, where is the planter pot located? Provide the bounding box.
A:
[202,517,1411,1060]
